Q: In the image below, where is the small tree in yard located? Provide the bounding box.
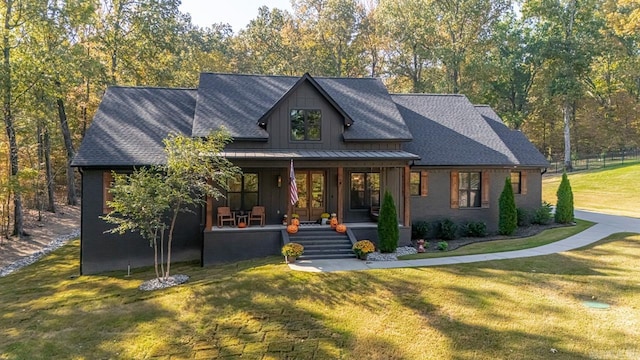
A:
[378,190,399,253]
[499,176,517,235]
[555,172,574,224]
[102,130,240,282]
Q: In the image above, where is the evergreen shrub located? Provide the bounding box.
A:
[499,177,517,235]
[555,172,574,224]
[377,190,399,253]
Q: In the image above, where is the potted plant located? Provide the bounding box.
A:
[352,240,375,260]
[320,212,330,225]
[282,242,304,263]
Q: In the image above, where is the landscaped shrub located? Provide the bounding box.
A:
[555,172,574,224]
[499,177,517,235]
[463,221,488,237]
[377,190,399,253]
[411,220,430,240]
[532,202,553,225]
[437,219,458,240]
[437,241,449,251]
[517,207,532,227]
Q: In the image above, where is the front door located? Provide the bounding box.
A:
[294,170,325,222]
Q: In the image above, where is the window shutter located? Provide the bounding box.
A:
[521,171,528,195]
[103,171,114,214]
[450,171,459,208]
[421,171,428,197]
[481,171,490,208]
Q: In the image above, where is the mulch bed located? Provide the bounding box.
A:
[416,222,570,252]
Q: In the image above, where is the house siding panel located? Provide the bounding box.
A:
[410,168,543,234]
[80,169,202,274]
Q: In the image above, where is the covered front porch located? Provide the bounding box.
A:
[204,149,419,229]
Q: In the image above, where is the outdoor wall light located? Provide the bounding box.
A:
[277,175,282,188]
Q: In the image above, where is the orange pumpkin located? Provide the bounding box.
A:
[237,222,247,228]
[336,224,347,233]
[291,218,300,226]
[330,218,338,228]
[287,224,299,234]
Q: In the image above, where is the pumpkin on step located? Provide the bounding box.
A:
[291,218,300,226]
[336,224,347,233]
[237,222,247,228]
[330,217,338,228]
[287,224,299,234]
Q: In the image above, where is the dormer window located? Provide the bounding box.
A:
[290,109,321,141]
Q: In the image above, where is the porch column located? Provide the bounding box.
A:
[337,166,344,223]
[403,165,411,227]
[205,179,214,230]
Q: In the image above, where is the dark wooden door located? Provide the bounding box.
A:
[294,170,325,222]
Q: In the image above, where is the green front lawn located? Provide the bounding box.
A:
[543,162,640,218]
[2,233,640,359]
[399,219,594,259]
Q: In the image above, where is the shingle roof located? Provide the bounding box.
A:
[72,74,545,169]
[474,105,549,167]
[192,73,412,141]
[71,87,197,167]
[393,94,528,166]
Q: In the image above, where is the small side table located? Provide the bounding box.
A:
[236,214,248,226]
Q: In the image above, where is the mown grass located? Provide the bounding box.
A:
[542,162,640,218]
[2,233,640,359]
[399,219,594,260]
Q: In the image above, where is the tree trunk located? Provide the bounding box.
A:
[165,208,180,279]
[563,98,573,171]
[3,0,25,238]
[56,97,77,205]
[43,125,56,213]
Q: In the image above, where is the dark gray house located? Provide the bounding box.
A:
[72,73,548,274]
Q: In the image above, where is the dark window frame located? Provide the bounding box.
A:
[410,171,421,196]
[290,109,322,141]
[511,171,522,194]
[349,172,380,210]
[458,171,481,208]
[227,173,259,212]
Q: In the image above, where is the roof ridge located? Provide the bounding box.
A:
[200,72,298,79]
[391,93,466,97]
[108,85,197,91]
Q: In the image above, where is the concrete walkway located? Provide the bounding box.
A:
[289,210,640,273]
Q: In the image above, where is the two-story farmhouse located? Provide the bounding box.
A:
[72,73,548,274]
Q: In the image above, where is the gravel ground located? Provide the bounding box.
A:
[0,228,80,277]
[367,246,417,261]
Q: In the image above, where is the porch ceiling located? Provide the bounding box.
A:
[220,149,420,161]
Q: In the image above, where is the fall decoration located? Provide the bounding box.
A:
[352,240,375,259]
[281,242,304,257]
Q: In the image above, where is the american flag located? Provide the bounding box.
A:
[289,159,298,205]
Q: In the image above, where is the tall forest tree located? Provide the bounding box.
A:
[524,0,603,170]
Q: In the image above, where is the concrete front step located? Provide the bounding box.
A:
[299,253,357,260]
[288,228,354,260]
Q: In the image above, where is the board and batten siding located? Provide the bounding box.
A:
[79,169,203,274]
[224,81,401,151]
